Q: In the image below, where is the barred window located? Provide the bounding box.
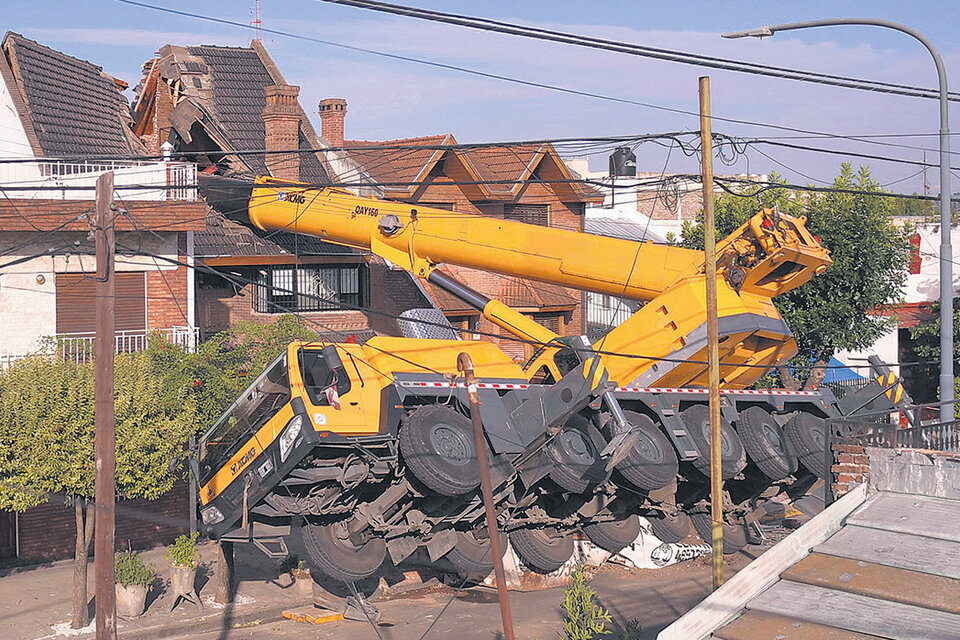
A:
[255,265,365,313]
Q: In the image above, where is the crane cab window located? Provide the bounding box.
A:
[299,348,352,406]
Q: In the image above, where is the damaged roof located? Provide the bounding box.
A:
[148,42,329,183]
[1,31,143,157]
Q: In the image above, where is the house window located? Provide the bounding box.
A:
[504,204,548,226]
[529,313,563,334]
[56,272,146,333]
[255,265,365,313]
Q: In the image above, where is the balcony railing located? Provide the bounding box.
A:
[0,327,199,369]
[0,159,197,201]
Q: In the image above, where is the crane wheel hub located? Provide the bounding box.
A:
[429,424,472,465]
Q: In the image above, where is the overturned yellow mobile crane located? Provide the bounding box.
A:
[195,177,895,582]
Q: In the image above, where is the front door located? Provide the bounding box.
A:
[0,511,16,559]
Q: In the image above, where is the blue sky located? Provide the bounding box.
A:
[5,1,960,193]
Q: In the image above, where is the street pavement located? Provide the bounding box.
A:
[0,537,756,640]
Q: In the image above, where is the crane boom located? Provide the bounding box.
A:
[247,179,830,303]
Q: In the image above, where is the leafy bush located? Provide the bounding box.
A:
[166,532,200,568]
[115,551,155,588]
[560,564,611,640]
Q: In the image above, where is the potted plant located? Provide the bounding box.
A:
[114,551,154,618]
[282,556,313,596]
[166,532,202,609]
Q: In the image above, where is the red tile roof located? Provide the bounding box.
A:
[345,135,450,188]
[0,199,208,232]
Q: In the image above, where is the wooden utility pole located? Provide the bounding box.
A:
[457,352,514,640]
[94,172,117,640]
[699,77,724,590]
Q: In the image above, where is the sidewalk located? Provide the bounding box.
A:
[0,541,309,640]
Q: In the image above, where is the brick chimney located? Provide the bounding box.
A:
[318,98,347,148]
[262,84,301,181]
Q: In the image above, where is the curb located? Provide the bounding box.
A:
[115,599,301,640]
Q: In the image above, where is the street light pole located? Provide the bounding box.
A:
[724,19,954,421]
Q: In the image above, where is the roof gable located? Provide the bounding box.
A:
[348,136,597,202]
[2,32,139,158]
[346,134,452,197]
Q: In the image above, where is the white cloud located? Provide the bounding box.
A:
[25,27,243,48]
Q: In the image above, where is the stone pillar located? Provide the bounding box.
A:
[262,84,301,181]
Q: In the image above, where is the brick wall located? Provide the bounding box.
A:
[14,482,189,563]
[140,71,175,157]
[367,258,430,335]
[196,281,371,338]
[831,443,870,498]
[146,242,190,330]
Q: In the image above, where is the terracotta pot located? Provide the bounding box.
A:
[291,568,313,597]
[116,583,148,618]
[169,564,197,597]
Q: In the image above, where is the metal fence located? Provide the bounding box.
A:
[0,327,199,369]
[0,159,197,201]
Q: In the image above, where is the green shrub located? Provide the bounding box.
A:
[560,564,611,640]
[115,551,154,588]
[166,532,200,568]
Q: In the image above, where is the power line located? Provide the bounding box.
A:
[113,0,960,157]
[320,0,960,102]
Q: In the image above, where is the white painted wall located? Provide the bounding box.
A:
[901,220,960,304]
[0,231,178,357]
[0,71,34,160]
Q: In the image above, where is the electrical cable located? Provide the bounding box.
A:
[113,0,960,158]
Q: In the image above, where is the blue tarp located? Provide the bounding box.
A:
[821,356,867,384]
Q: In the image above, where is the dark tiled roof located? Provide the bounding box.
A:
[185,45,329,183]
[196,215,357,258]
[4,32,138,158]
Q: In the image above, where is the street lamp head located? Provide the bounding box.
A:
[721,26,775,39]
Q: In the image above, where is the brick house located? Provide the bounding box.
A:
[132,42,430,340]
[0,33,207,561]
[337,118,601,359]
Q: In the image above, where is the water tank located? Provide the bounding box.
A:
[609,146,637,177]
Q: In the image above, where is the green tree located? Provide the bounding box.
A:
[0,353,197,628]
[0,315,318,629]
[681,165,911,389]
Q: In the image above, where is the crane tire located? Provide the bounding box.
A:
[582,515,641,553]
[444,529,506,584]
[736,407,795,481]
[646,511,691,543]
[399,405,480,496]
[688,510,747,555]
[548,414,602,494]
[611,411,679,491]
[509,527,574,574]
[680,404,747,479]
[301,521,386,583]
[784,413,827,478]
